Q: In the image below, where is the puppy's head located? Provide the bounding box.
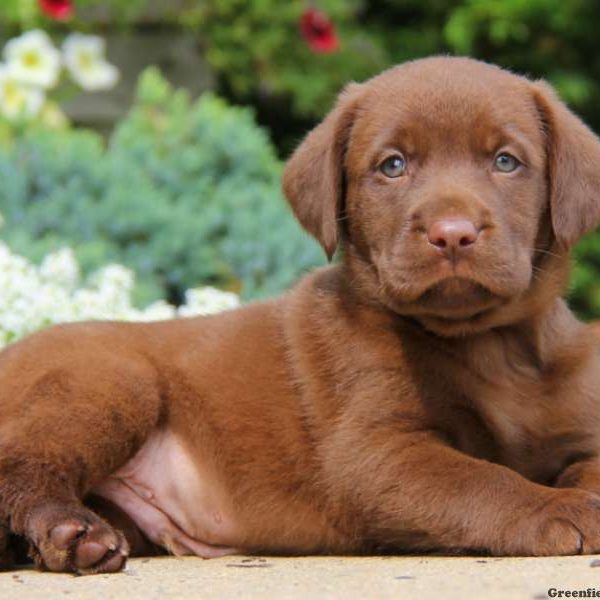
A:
[283,56,600,336]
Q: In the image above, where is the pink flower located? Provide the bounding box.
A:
[300,8,339,54]
[39,0,74,21]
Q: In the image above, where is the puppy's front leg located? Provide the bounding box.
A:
[324,432,600,556]
[555,458,600,495]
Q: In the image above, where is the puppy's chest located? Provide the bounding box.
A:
[427,359,598,484]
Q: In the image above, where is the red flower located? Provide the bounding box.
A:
[300,8,339,53]
[39,0,74,20]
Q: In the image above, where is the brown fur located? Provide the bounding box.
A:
[2,56,600,574]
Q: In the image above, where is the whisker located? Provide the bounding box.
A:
[532,247,562,259]
[530,264,549,283]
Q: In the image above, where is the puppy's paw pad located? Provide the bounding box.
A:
[49,522,86,550]
[94,548,127,573]
[72,525,128,573]
[76,540,109,569]
[29,507,129,574]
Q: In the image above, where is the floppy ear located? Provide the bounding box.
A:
[532,80,600,248]
[282,83,363,260]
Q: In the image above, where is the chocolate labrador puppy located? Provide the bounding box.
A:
[2,56,600,575]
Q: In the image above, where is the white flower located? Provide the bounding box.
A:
[178,287,240,317]
[62,34,119,91]
[39,100,68,129]
[0,66,45,120]
[92,264,135,293]
[0,242,240,349]
[39,248,79,290]
[134,301,177,322]
[4,30,61,89]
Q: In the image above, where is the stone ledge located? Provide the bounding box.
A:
[1,554,598,599]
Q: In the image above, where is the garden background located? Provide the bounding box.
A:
[1,0,600,346]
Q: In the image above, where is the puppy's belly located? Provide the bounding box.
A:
[92,428,241,557]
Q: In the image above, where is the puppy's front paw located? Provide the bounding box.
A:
[502,489,600,556]
[26,503,129,574]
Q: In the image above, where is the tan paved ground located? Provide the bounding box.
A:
[0,554,599,600]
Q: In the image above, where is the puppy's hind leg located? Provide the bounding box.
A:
[0,325,163,574]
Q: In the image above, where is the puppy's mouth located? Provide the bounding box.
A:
[415,278,500,318]
[379,271,507,322]
[376,243,531,318]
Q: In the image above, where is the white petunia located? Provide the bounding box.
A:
[0,66,45,120]
[0,237,240,349]
[178,287,240,317]
[4,30,61,89]
[92,264,135,292]
[62,34,119,91]
[39,248,79,290]
[134,301,177,322]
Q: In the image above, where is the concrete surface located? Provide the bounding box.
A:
[0,554,599,600]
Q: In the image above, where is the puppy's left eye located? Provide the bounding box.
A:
[380,155,407,178]
[494,153,520,173]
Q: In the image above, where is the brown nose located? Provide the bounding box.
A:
[427,219,479,252]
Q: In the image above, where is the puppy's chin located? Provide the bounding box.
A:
[380,276,511,335]
[416,278,500,317]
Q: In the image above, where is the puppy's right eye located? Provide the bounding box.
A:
[380,155,407,178]
[494,152,520,173]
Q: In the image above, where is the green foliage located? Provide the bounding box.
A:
[0,0,150,28]
[572,238,600,318]
[0,68,324,305]
[194,0,386,119]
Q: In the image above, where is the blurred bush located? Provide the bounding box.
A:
[571,240,600,318]
[0,68,323,305]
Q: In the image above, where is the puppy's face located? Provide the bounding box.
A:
[343,62,547,327]
[284,58,600,335]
